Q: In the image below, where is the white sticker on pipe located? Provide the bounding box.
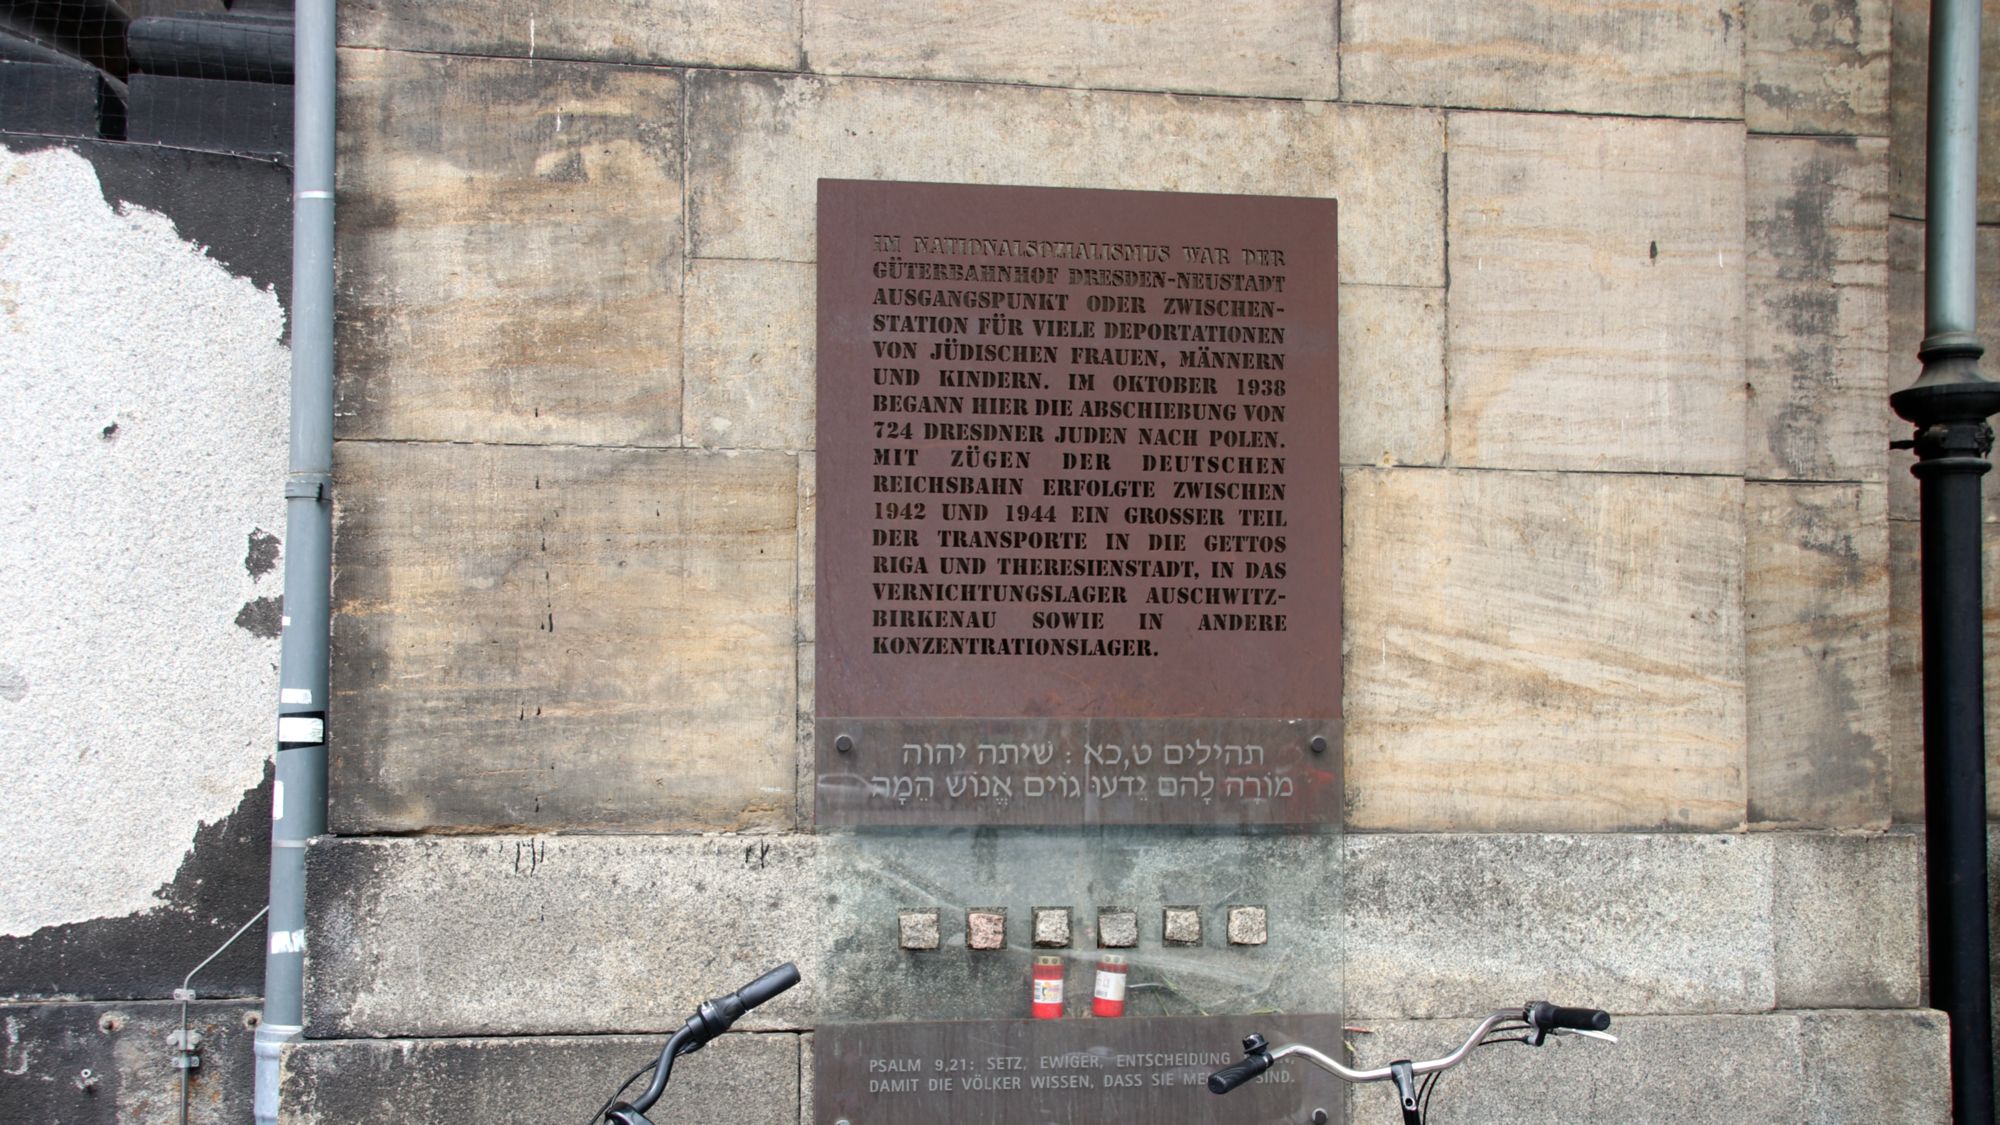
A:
[273,779,286,821]
[277,717,325,744]
[281,688,313,705]
[270,930,307,955]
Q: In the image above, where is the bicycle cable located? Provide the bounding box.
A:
[1411,1019,1533,1122]
[587,1060,656,1125]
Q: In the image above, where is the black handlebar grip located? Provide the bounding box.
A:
[736,962,801,1010]
[1206,1052,1272,1095]
[1527,1001,1610,1032]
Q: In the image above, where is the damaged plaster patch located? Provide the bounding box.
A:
[245,528,281,579]
[234,597,284,638]
[0,144,287,935]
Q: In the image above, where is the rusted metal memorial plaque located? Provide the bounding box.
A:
[816,180,1340,827]
[815,1014,1345,1125]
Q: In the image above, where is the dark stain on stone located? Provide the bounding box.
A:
[245,528,281,579]
[100,421,120,441]
[0,764,272,999]
[538,150,588,183]
[235,596,284,638]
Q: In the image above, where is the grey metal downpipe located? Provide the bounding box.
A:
[255,0,334,1119]
[1889,0,1997,1121]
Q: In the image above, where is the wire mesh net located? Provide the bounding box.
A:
[2,0,294,158]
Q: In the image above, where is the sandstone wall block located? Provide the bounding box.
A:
[1341,0,1743,119]
[686,72,1444,288]
[329,443,799,833]
[804,0,1337,100]
[1446,112,1746,475]
[1343,468,1746,832]
[335,51,684,447]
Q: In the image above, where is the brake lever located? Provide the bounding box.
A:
[1549,1028,1618,1044]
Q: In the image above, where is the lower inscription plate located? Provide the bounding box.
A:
[814,1014,1344,1124]
[817,716,1340,826]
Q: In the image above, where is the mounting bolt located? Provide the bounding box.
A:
[1310,735,1328,755]
[169,1029,203,1071]
[835,734,854,753]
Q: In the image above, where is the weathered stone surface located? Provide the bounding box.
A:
[329,443,798,833]
[1342,468,1746,832]
[684,258,814,451]
[1341,1012,1946,1124]
[1340,0,1743,119]
[1163,906,1202,945]
[304,837,820,1037]
[337,0,799,69]
[966,908,1006,950]
[1798,1010,1950,1124]
[798,453,816,642]
[1746,483,1891,829]
[796,639,817,828]
[1340,285,1446,467]
[1746,136,1890,482]
[1225,905,1267,945]
[1031,907,1071,948]
[1772,834,1920,1007]
[335,50,684,447]
[1343,835,1772,1018]
[282,1031,800,1125]
[1096,909,1138,948]
[1888,0,2000,223]
[306,832,1342,1034]
[804,0,1337,100]
[1746,0,1891,135]
[1445,112,1746,475]
[898,910,940,951]
[0,1000,257,1124]
[686,72,1445,287]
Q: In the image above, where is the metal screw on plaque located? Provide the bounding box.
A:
[1310,735,1328,755]
[1312,1110,1330,1124]
[835,734,854,753]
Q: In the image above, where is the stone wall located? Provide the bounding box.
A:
[295,0,1996,1121]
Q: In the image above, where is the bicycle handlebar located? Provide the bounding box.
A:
[1207,1033,1274,1093]
[608,963,802,1123]
[1208,1001,1613,1097]
[1526,1001,1609,1032]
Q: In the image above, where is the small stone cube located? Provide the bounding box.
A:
[1097,908,1139,948]
[967,908,1007,950]
[898,909,940,951]
[1226,905,1268,946]
[1032,907,1072,947]
[1163,906,1202,945]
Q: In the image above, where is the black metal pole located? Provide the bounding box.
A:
[1890,2,1996,1120]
